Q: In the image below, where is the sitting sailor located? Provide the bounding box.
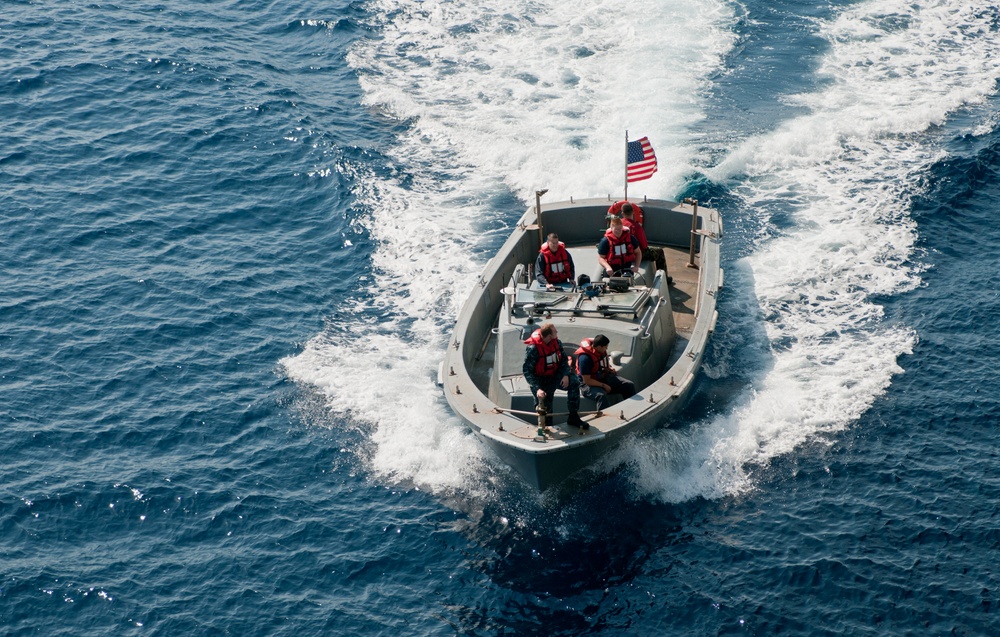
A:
[576,334,636,410]
[523,322,586,429]
[597,217,642,280]
[535,232,575,291]
[619,203,648,252]
[622,202,669,279]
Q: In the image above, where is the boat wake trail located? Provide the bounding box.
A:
[282,0,735,494]
[618,0,1000,502]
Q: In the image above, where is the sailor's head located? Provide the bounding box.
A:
[539,322,557,343]
[592,333,610,354]
[620,203,634,218]
[610,217,625,237]
[546,233,560,251]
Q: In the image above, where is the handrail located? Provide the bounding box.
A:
[492,406,603,417]
[641,297,666,338]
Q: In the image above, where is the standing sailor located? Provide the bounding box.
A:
[522,323,586,429]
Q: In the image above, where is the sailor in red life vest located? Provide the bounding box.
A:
[535,232,575,291]
[597,217,642,279]
[576,334,636,409]
[522,322,585,429]
[619,203,648,251]
[607,200,644,225]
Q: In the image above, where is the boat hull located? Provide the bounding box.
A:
[470,364,705,490]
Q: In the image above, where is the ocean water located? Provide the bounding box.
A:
[3,0,1000,634]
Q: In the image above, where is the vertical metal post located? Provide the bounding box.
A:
[624,131,629,201]
[535,189,548,246]
[685,198,699,268]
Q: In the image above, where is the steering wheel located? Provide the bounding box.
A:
[611,268,646,285]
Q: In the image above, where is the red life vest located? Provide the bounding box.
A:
[607,200,644,225]
[540,241,572,283]
[575,339,611,379]
[621,217,648,251]
[524,330,563,377]
[603,227,636,270]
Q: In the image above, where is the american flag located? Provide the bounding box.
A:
[626,136,657,183]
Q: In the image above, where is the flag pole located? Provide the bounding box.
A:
[624,130,629,201]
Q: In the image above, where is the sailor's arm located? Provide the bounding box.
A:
[631,237,642,272]
[522,347,544,397]
[534,252,548,286]
[582,374,611,392]
[579,356,611,392]
[555,340,572,389]
[597,239,613,275]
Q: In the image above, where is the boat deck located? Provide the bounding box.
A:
[466,241,700,394]
[662,244,701,335]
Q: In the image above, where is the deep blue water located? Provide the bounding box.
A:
[3,1,1000,635]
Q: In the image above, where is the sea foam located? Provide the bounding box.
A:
[622,0,1000,502]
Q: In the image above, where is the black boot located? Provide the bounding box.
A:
[567,412,588,430]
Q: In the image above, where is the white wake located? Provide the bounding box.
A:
[621,0,1000,501]
[284,0,1000,500]
[283,0,735,494]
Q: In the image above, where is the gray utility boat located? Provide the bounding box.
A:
[440,196,723,490]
